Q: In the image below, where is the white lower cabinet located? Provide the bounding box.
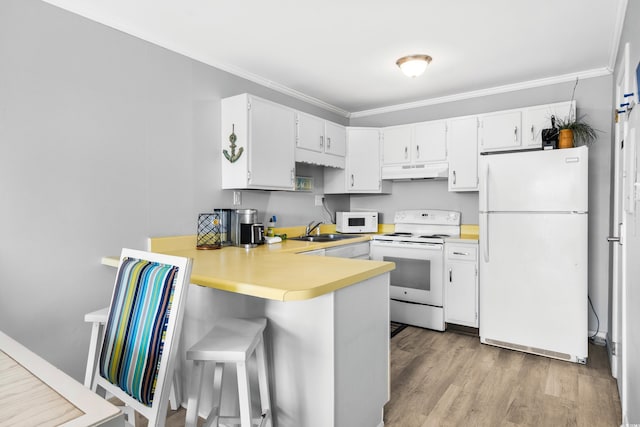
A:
[299,248,326,256]
[445,242,478,327]
[301,241,370,259]
[325,241,370,259]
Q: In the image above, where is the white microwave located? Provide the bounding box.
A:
[336,212,378,233]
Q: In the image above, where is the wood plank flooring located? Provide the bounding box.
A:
[385,326,621,427]
[131,326,622,426]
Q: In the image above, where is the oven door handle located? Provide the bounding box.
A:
[371,242,443,251]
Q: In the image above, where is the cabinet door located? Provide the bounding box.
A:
[445,260,478,327]
[249,97,296,190]
[325,121,346,157]
[447,116,478,191]
[522,101,574,148]
[296,112,325,153]
[479,111,521,152]
[413,120,447,163]
[382,125,412,165]
[348,128,381,191]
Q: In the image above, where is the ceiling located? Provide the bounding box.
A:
[42,0,627,117]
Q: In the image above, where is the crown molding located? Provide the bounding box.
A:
[40,1,623,121]
[349,68,613,118]
[608,0,629,72]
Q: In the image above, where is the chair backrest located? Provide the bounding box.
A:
[91,248,192,427]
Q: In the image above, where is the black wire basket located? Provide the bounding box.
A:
[196,213,222,250]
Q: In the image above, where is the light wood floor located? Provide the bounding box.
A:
[385,326,622,427]
[135,326,622,427]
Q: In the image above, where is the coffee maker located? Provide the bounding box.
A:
[231,209,264,248]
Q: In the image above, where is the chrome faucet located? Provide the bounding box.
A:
[305,220,323,236]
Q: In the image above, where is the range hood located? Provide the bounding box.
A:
[382,162,449,180]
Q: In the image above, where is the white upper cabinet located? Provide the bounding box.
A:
[295,112,346,168]
[296,112,325,152]
[221,94,296,190]
[325,128,391,194]
[414,120,448,163]
[447,116,479,192]
[479,110,522,153]
[324,121,347,157]
[382,121,447,166]
[348,128,383,191]
[382,125,412,165]
[381,120,448,180]
[522,101,575,148]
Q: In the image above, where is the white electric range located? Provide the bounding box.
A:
[370,209,461,331]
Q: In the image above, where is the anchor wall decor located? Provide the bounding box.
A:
[223,124,243,163]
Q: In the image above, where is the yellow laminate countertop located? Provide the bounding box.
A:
[103,235,394,302]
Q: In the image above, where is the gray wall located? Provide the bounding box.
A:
[0,0,346,381]
[350,76,614,338]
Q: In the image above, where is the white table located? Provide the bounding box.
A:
[0,330,124,427]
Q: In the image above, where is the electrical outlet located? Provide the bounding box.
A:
[233,191,242,206]
[315,195,324,206]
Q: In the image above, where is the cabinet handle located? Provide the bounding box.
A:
[350,174,355,187]
[404,146,408,159]
[453,251,469,256]
[530,125,534,140]
[453,170,457,185]
[449,268,452,283]
[416,145,420,159]
[514,126,518,141]
[327,137,331,149]
[320,135,324,148]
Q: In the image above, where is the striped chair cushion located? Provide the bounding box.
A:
[99,257,179,406]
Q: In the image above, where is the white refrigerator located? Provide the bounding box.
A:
[479,146,588,363]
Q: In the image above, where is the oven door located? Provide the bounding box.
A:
[370,241,444,306]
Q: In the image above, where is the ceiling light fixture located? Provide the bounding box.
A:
[396,54,432,78]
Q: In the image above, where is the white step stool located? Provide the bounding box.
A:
[185,318,272,427]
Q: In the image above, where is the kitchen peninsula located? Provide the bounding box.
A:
[102,235,394,427]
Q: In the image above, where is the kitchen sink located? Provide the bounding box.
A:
[290,234,362,242]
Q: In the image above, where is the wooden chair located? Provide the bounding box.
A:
[87,248,192,427]
[84,308,182,411]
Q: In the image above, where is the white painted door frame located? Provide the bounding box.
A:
[610,42,630,403]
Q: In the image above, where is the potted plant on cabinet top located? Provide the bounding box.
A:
[555,114,598,148]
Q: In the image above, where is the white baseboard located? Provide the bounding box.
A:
[589,330,607,346]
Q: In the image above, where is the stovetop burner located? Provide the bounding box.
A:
[373,209,461,245]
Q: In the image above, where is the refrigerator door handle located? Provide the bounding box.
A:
[482,214,489,263]
[483,163,490,211]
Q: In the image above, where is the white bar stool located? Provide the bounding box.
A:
[185,318,272,427]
